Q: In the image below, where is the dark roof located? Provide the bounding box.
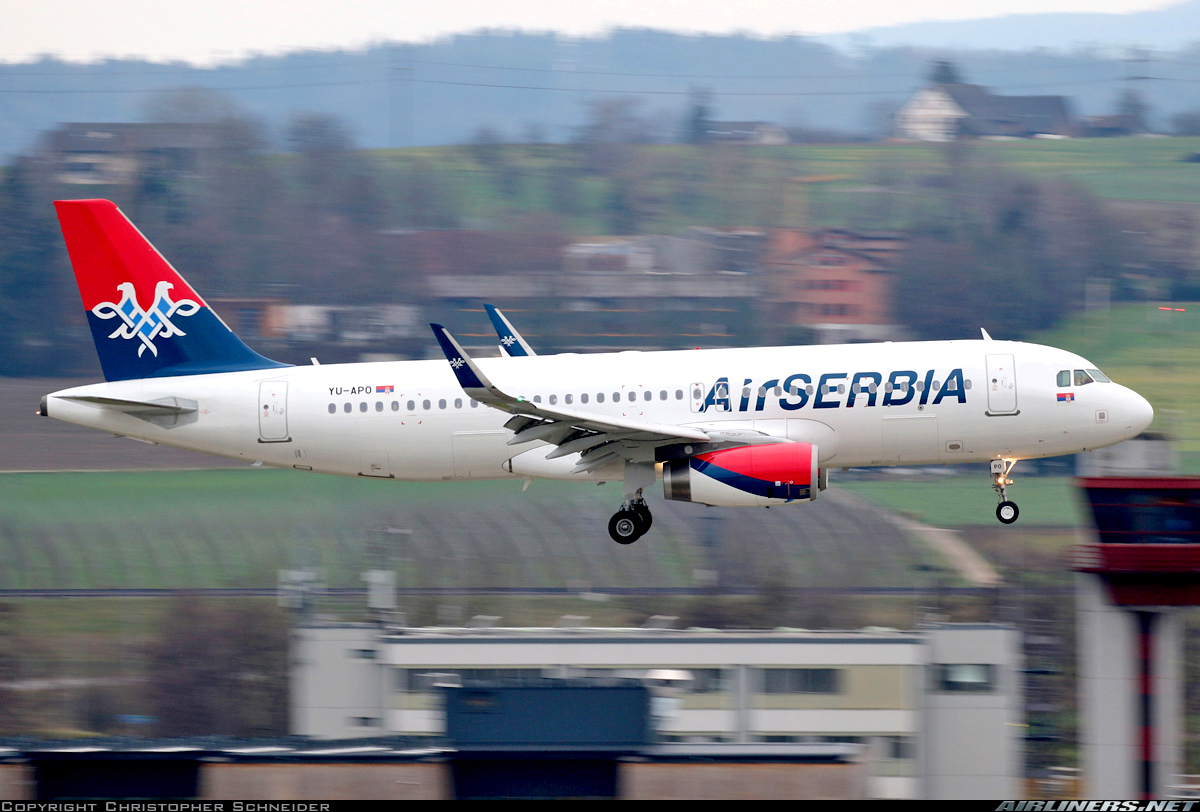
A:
[938,84,1070,137]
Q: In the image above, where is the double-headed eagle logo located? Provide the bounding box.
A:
[92,281,201,357]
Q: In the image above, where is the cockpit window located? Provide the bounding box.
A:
[1074,369,1094,387]
[1056,370,1071,388]
[1087,368,1111,383]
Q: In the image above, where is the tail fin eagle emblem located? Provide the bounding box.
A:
[92,281,201,357]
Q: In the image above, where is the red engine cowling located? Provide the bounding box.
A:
[662,442,819,507]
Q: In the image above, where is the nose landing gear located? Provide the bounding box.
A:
[991,459,1019,524]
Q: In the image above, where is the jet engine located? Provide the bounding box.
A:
[662,442,819,507]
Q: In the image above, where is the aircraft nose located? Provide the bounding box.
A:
[1124,390,1154,439]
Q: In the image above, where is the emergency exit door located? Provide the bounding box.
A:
[985,354,1018,414]
[258,381,289,441]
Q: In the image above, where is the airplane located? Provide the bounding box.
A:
[40,199,1155,543]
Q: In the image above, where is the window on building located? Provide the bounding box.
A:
[887,736,916,760]
[690,668,726,693]
[1056,370,1071,388]
[762,668,841,694]
[936,663,995,692]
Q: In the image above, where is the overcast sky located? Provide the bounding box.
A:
[2,0,1179,64]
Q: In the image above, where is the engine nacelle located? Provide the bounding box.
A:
[663,442,819,507]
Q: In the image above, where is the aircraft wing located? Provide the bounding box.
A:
[485,304,537,357]
[431,324,769,473]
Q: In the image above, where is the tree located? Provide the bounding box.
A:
[929,60,963,85]
[684,87,714,145]
[146,598,288,736]
[1115,88,1151,132]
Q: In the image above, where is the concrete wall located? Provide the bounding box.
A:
[1077,574,1183,799]
[199,762,450,800]
[620,761,866,800]
[922,624,1023,800]
[291,624,386,739]
[0,764,34,800]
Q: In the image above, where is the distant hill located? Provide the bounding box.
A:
[6,28,1200,159]
[824,0,1200,52]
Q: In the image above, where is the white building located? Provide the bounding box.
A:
[291,622,1023,800]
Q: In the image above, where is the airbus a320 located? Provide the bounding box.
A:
[41,200,1155,542]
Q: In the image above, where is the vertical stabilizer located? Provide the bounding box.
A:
[55,199,288,381]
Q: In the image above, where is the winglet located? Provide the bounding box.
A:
[485,304,537,357]
[980,328,993,341]
[430,323,493,390]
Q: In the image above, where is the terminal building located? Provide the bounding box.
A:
[291,622,1023,799]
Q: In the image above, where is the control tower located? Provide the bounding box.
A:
[1074,476,1200,799]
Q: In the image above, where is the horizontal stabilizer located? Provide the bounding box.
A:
[58,394,199,428]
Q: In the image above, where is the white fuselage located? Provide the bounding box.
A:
[44,339,1153,482]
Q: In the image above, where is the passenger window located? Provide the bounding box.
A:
[423,399,431,410]
[965,380,972,390]
[644,391,652,401]
[344,403,352,413]
[675,390,683,400]
[565,394,573,404]
[1074,369,1094,387]
[837,384,845,394]
[915,381,924,392]
[598,393,605,403]
[743,387,752,399]
[359,402,367,412]
[407,400,415,411]
[533,396,542,403]
[1087,368,1111,383]
[691,388,702,399]
[581,393,589,404]
[806,385,814,395]
[660,390,667,400]
[549,395,557,405]
[328,403,336,414]
[392,401,399,411]
[375,401,383,412]
[628,392,637,402]
[438,399,447,409]
[613,392,621,402]
[454,398,462,408]
[470,400,479,408]
[1057,370,1071,388]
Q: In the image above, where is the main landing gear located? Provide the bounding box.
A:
[609,498,653,544]
[991,459,1019,524]
[609,461,655,544]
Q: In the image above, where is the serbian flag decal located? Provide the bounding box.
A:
[1058,392,1074,403]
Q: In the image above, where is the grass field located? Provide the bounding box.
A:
[369,137,1200,233]
[0,468,938,594]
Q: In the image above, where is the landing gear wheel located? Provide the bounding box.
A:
[632,503,653,534]
[609,510,642,544]
[996,501,1019,524]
